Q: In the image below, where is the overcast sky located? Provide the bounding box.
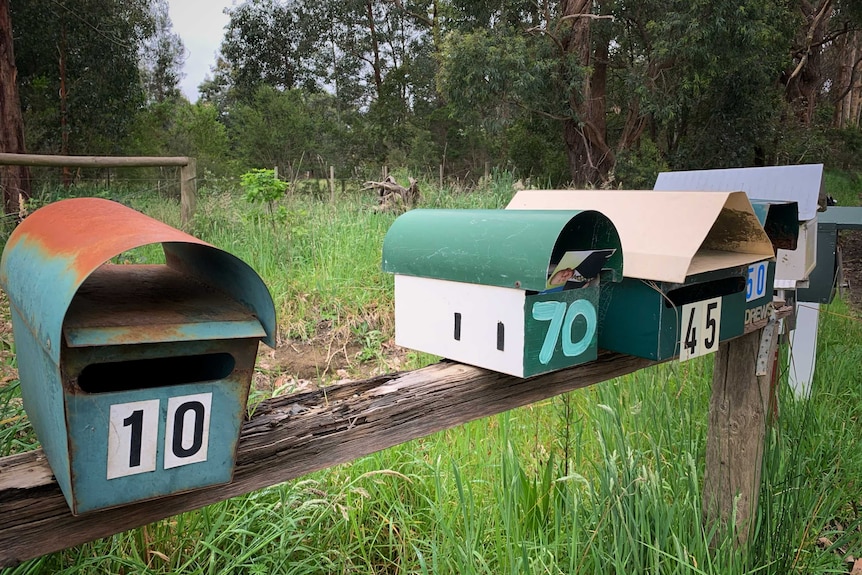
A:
[166,0,235,102]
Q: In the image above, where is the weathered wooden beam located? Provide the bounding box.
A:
[0,310,786,567]
[0,152,190,168]
[0,152,198,227]
[180,157,197,230]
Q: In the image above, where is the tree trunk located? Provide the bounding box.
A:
[833,30,862,128]
[0,0,30,216]
[365,1,383,95]
[559,0,613,187]
[783,0,832,125]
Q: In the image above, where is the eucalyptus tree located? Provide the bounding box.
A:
[139,0,185,104]
[214,0,441,166]
[781,0,862,128]
[0,0,30,213]
[438,0,799,185]
[646,0,796,168]
[438,0,647,186]
[218,0,319,101]
[12,0,157,156]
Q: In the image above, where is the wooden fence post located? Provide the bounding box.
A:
[180,157,196,230]
[702,325,777,543]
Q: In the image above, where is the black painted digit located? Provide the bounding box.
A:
[684,308,698,353]
[172,401,205,458]
[123,409,144,468]
[704,302,718,349]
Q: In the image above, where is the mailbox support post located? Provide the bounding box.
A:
[180,158,197,231]
[703,326,777,543]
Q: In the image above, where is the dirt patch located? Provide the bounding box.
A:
[838,230,862,311]
[253,328,409,393]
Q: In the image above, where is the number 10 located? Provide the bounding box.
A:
[107,393,212,480]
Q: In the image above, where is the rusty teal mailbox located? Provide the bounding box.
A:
[507,190,775,361]
[0,198,276,515]
[382,209,622,377]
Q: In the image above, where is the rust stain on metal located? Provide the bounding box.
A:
[7,198,210,284]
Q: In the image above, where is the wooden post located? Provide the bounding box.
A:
[702,326,776,543]
[439,164,444,188]
[180,157,196,230]
[329,165,335,202]
[0,153,195,225]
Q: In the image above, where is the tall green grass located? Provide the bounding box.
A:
[1,174,861,573]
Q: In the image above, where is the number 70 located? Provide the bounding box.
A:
[531,300,597,365]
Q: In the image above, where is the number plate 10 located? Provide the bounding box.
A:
[107,393,212,480]
[679,297,722,362]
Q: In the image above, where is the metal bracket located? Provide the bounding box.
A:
[756,312,778,376]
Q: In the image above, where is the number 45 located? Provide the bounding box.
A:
[679,297,721,361]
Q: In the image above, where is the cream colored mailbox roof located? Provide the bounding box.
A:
[507,190,774,284]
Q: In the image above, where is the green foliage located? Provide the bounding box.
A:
[12,0,156,155]
[240,168,288,205]
[231,86,352,176]
[647,0,796,169]
[613,139,670,189]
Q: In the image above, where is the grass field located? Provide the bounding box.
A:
[1,172,861,574]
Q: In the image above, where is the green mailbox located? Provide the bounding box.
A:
[507,190,775,361]
[0,198,276,515]
[382,209,623,377]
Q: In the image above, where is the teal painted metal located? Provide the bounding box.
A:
[598,265,750,361]
[382,209,623,292]
[749,199,799,251]
[522,284,599,376]
[0,198,277,515]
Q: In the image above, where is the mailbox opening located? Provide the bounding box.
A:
[77,352,236,393]
[663,276,745,308]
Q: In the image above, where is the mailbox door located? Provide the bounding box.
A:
[797,222,838,304]
[62,338,256,514]
[522,284,599,377]
[393,275,528,377]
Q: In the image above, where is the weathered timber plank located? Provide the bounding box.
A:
[0,308,787,566]
[0,353,651,566]
[0,152,190,168]
[702,325,777,544]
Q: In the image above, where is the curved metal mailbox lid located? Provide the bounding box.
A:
[0,198,276,363]
[382,209,623,292]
